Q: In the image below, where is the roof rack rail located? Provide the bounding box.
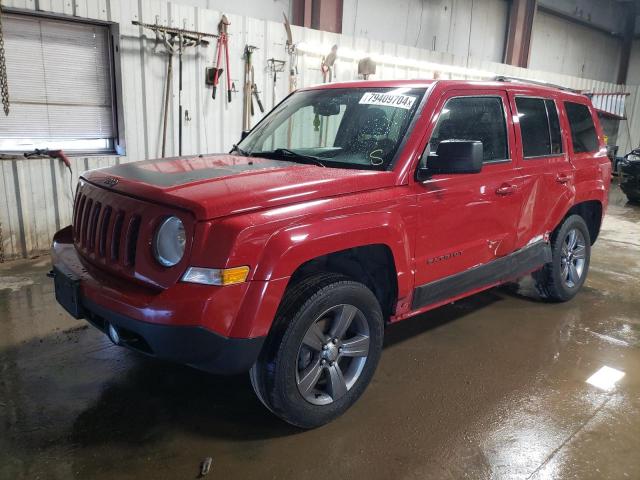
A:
[494,75,582,94]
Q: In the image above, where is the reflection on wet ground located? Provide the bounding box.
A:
[1,185,639,479]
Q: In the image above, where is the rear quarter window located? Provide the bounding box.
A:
[565,102,599,153]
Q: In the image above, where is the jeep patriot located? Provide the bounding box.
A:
[51,79,610,428]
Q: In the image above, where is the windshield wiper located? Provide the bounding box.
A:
[254,148,326,167]
[230,144,250,156]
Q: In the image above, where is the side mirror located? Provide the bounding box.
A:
[240,130,250,141]
[417,140,483,180]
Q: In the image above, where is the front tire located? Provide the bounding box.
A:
[534,214,591,302]
[250,273,383,429]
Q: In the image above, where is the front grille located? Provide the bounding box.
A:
[72,184,142,270]
[71,180,193,289]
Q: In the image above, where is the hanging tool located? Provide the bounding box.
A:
[267,58,285,109]
[283,12,298,93]
[321,45,338,83]
[24,149,74,198]
[243,45,264,133]
[209,15,232,102]
[0,3,9,116]
[133,20,215,157]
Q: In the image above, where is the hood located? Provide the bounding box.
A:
[82,154,396,220]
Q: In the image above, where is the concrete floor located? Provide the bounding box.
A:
[1,184,639,480]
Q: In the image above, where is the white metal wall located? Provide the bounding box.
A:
[342,0,509,63]
[0,0,636,261]
[529,10,622,83]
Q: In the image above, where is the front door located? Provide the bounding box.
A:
[411,89,522,309]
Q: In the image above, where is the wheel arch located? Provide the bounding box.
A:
[563,200,603,244]
[286,244,399,319]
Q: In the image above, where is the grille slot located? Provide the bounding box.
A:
[73,194,86,241]
[81,199,93,247]
[88,202,102,251]
[111,211,124,261]
[98,206,112,257]
[124,215,141,267]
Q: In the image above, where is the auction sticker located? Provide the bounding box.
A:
[359,92,417,110]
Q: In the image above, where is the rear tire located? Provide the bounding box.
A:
[250,273,383,429]
[534,214,591,302]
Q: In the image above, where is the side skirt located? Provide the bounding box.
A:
[411,241,552,310]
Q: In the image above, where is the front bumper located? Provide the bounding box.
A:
[51,226,266,374]
[82,297,264,374]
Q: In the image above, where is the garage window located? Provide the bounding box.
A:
[565,102,599,153]
[0,13,118,154]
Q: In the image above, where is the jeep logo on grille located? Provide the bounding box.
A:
[103,177,119,187]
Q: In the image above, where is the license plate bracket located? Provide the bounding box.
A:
[53,265,84,319]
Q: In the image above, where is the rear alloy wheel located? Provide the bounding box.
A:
[534,214,591,302]
[560,228,587,289]
[250,273,383,428]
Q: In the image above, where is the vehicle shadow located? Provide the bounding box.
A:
[1,287,509,454]
[69,290,508,445]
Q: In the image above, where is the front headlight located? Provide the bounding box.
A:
[153,216,185,267]
[627,154,640,162]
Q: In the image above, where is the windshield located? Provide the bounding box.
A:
[238,87,426,170]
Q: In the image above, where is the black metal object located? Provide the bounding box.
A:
[51,265,85,319]
[619,148,640,202]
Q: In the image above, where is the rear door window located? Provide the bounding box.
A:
[565,102,599,153]
[427,96,508,163]
[515,97,562,158]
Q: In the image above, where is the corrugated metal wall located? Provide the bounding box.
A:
[0,0,636,261]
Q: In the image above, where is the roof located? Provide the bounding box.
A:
[303,78,588,100]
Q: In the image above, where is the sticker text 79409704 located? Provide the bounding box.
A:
[359,92,417,110]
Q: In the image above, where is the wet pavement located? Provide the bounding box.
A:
[1,184,639,479]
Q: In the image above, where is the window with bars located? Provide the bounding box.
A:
[0,13,119,154]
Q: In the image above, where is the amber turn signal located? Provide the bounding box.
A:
[182,266,250,286]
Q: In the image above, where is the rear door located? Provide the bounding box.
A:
[410,89,522,306]
[508,94,575,248]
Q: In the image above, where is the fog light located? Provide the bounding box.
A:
[182,266,250,286]
[107,324,121,345]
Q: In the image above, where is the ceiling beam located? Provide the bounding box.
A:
[618,2,636,84]
[504,0,537,68]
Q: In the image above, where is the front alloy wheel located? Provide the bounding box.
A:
[250,273,383,429]
[297,304,370,405]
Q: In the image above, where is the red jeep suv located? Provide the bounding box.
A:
[51,79,610,428]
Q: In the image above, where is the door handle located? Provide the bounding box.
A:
[556,173,571,184]
[496,183,517,196]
